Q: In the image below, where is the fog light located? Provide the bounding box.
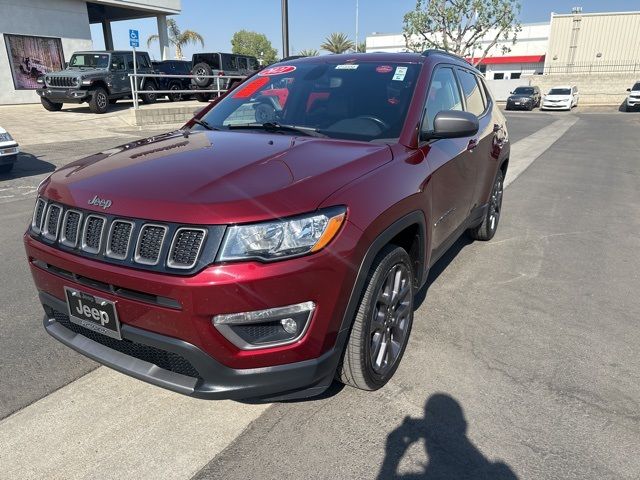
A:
[212,301,315,350]
[281,317,298,334]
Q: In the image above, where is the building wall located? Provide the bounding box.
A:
[545,11,640,67]
[527,72,639,105]
[0,0,93,105]
[93,0,180,14]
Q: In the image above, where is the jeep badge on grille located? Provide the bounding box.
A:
[88,195,112,210]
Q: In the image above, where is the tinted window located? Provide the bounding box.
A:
[424,67,463,131]
[222,54,237,71]
[125,54,134,70]
[236,57,248,69]
[248,58,260,70]
[194,54,221,70]
[513,87,534,94]
[511,73,521,79]
[548,88,571,95]
[136,53,151,69]
[457,69,485,116]
[199,62,420,142]
[633,82,640,91]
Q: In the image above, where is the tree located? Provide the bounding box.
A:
[231,30,278,65]
[147,18,204,59]
[356,41,367,53]
[298,48,320,57]
[402,0,521,65]
[321,33,355,54]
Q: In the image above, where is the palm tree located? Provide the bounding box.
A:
[356,42,367,53]
[298,48,320,57]
[147,18,204,59]
[321,33,355,54]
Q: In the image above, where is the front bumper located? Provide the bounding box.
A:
[541,102,571,110]
[25,220,362,399]
[506,99,533,110]
[36,87,89,103]
[0,142,19,163]
[41,291,338,400]
[626,97,640,109]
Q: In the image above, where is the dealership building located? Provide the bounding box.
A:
[0,0,181,105]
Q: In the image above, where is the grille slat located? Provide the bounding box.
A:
[135,225,167,265]
[32,198,47,233]
[82,215,106,254]
[106,221,134,260]
[43,204,62,240]
[168,228,207,269]
[61,210,82,247]
[47,76,76,88]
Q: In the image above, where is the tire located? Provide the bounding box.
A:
[168,82,182,102]
[140,82,157,104]
[192,62,213,88]
[0,163,15,174]
[88,87,109,114]
[468,169,504,241]
[41,97,63,112]
[337,245,414,391]
[194,92,212,102]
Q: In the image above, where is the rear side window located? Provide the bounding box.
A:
[111,55,125,71]
[222,55,237,71]
[457,69,485,116]
[424,67,463,131]
[236,57,248,69]
[248,57,259,70]
[194,54,220,70]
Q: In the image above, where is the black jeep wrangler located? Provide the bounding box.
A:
[190,52,259,102]
[36,50,158,114]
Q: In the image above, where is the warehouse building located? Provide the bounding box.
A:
[0,0,181,105]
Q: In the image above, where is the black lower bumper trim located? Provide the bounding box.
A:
[40,291,339,401]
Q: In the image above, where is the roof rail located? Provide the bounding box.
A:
[421,49,466,61]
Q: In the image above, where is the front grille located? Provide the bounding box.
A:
[47,76,76,88]
[32,198,47,233]
[43,204,62,240]
[61,210,82,247]
[135,225,167,265]
[30,197,222,274]
[52,310,202,379]
[168,228,206,269]
[107,221,133,260]
[82,215,105,254]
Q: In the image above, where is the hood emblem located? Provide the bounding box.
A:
[88,195,112,210]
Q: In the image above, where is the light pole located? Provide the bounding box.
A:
[355,0,359,52]
[281,0,290,58]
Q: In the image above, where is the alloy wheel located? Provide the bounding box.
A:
[369,263,412,375]
[489,174,504,231]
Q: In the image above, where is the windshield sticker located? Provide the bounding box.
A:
[233,76,270,98]
[392,66,408,81]
[259,65,296,76]
[335,64,359,70]
[376,65,393,74]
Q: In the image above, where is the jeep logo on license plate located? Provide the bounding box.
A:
[65,287,122,340]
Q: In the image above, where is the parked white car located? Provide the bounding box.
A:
[0,126,19,174]
[541,86,579,111]
[624,81,640,112]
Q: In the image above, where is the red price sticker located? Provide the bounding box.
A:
[376,65,393,74]
[259,65,297,76]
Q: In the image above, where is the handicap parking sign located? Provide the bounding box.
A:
[129,29,139,47]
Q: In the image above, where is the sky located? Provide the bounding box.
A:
[90,0,640,61]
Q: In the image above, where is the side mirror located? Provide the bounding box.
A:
[64,62,69,68]
[421,110,479,141]
[509,91,514,94]
[627,88,631,92]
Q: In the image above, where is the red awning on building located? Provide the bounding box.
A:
[468,55,546,65]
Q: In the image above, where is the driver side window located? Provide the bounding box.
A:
[111,55,125,71]
[424,67,462,131]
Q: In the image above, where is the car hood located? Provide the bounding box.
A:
[40,130,393,224]
[544,95,571,101]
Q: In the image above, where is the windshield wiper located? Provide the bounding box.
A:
[191,118,219,131]
[227,122,326,138]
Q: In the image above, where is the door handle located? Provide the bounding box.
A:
[467,139,478,151]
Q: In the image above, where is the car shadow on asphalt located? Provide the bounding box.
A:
[414,236,474,310]
[377,393,519,479]
[0,152,55,180]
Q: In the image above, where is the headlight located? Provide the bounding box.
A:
[0,132,13,142]
[81,79,92,86]
[36,77,44,84]
[219,207,346,261]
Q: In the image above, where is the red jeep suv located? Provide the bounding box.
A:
[25,51,509,401]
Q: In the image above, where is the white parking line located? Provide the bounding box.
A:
[0,116,578,480]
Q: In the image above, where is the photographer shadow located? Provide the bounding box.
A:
[377,393,518,480]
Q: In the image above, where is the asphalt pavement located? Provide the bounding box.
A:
[1,109,639,479]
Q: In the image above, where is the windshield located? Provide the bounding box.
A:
[632,83,640,91]
[69,54,109,69]
[513,87,534,94]
[548,88,571,95]
[197,62,420,142]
